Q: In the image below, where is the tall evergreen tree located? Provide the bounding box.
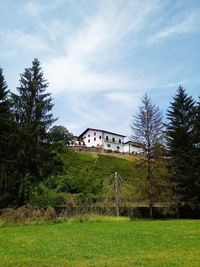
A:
[0,67,10,158]
[193,97,200,145]
[191,98,200,211]
[166,86,197,213]
[12,59,56,205]
[131,94,163,218]
[0,67,13,206]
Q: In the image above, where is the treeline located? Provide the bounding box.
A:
[0,59,200,217]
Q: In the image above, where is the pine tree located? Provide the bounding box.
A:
[131,94,163,218]
[191,98,200,211]
[193,97,200,145]
[0,67,13,206]
[12,59,56,205]
[166,86,196,212]
[0,67,10,158]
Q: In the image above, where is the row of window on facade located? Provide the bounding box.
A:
[107,144,120,149]
[87,137,121,143]
[86,134,121,143]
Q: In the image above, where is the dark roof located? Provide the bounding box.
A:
[124,141,144,148]
[79,128,126,138]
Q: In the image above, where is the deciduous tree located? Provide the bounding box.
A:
[131,94,163,218]
[48,125,73,145]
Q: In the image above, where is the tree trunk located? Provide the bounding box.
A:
[149,200,153,219]
[147,157,154,219]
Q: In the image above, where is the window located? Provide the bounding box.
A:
[94,137,96,141]
[117,146,120,149]
[119,139,121,143]
[106,136,108,140]
[107,144,111,147]
[79,141,81,145]
[112,137,115,142]
[88,134,90,137]
[88,139,90,143]
[99,136,101,139]
[94,132,96,136]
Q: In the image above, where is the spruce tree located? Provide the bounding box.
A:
[191,98,200,211]
[0,67,13,206]
[0,67,10,158]
[12,59,56,205]
[166,86,196,212]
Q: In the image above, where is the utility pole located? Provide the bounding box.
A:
[114,172,120,216]
[105,171,124,216]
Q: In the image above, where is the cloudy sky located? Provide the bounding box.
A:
[0,0,200,136]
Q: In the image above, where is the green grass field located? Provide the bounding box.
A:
[0,219,199,267]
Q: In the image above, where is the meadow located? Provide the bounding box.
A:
[0,218,199,267]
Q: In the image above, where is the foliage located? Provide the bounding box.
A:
[10,59,57,206]
[48,125,73,145]
[31,182,82,207]
[166,86,199,211]
[37,149,170,207]
[0,67,16,207]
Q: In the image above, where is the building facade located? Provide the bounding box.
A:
[69,128,144,154]
[79,128,125,152]
[123,141,144,154]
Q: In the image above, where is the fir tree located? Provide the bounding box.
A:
[166,86,196,212]
[0,67,13,206]
[12,59,56,205]
[191,98,200,211]
[0,67,10,156]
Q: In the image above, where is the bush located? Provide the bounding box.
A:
[0,205,57,225]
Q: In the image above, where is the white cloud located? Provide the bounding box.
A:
[23,0,65,17]
[105,92,141,107]
[0,29,50,60]
[43,0,159,95]
[23,2,45,17]
[152,10,200,42]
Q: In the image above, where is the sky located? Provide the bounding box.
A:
[0,0,200,137]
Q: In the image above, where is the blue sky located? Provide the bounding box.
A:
[0,0,200,136]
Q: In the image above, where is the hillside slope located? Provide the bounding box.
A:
[33,149,170,206]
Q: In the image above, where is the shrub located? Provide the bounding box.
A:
[0,205,57,225]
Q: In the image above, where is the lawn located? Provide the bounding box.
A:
[0,219,199,267]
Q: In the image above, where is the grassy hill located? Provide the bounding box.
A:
[32,149,170,206]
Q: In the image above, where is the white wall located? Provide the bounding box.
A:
[82,129,124,152]
[102,132,124,152]
[124,143,144,154]
[83,129,103,147]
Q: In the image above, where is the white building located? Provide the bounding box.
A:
[79,128,125,152]
[70,136,85,146]
[124,141,144,154]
